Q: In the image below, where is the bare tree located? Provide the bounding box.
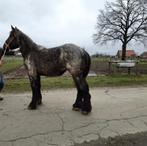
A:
[93,0,147,60]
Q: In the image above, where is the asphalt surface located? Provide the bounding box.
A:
[75,131,147,146]
[0,87,147,146]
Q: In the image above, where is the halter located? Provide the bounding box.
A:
[0,36,15,61]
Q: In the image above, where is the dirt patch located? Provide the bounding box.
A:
[75,132,147,146]
[5,65,27,79]
[4,65,76,79]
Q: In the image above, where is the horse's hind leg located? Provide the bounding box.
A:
[80,78,92,114]
[28,74,42,109]
[72,76,83,111]
[72,75,92,114]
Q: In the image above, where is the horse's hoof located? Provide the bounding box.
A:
[28,106,37,110]
[0,97,3,101]
[28,103,37,110]
[81,111,90,115]
[72,107,81,111]
[81,104,92,115]
[72,102,82,111]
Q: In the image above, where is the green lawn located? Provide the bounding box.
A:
[0,57,23,73]
[2,75,147,93]
[1,57,147,93]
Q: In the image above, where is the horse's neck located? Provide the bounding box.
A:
[18,33,37,58]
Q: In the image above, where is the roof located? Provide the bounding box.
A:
[117,50,136,57]
[141,51,147,56]
[140,51,147,58]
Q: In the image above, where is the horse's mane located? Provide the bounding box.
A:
[17,29,37,49]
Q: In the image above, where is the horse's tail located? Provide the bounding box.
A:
[82,50,91,78]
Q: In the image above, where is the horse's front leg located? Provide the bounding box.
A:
[28,74,42,109]
[37,75,42,105]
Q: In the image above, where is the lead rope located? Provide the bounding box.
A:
[0,45,8,65]
[0,36,15,64]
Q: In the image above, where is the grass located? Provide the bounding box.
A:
[1,56,147,93]
[88,74,147,87]
[3,77,74,93]
[2,75,147,93]
[0,57,23,73]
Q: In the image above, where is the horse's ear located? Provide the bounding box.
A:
[15,26,19,31]
[11,25,15,30]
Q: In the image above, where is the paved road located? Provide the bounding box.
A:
[75,131,147,146]
[0,87,147,146]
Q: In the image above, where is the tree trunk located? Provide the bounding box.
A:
[121,43,127,60]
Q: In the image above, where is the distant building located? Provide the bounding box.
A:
[116,50,136,58]
[140,51,147,59]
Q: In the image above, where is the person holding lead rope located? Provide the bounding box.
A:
[0,45,7,100]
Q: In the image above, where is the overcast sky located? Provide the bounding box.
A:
[0,0,146,55]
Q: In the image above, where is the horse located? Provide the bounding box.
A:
[2,26,92,115]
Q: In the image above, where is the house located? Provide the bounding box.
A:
[116,50,136,58]
[140,51,147,59]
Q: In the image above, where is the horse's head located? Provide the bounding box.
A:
[3,25,19,51]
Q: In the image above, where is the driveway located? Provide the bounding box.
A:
[0,87,147,146]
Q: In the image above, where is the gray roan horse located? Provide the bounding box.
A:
[2,26,92,115]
